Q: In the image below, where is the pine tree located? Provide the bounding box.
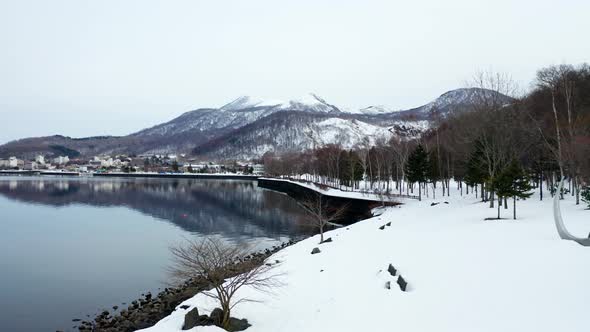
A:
[582,187,590,209]
[507,160,533,219]
[405,144,429,201]
[492,160,533,219]
[428,150,440,199]
[490,167,513,219]
[338,150,352,187]
[349,150,364,189]
[464,148,487,199]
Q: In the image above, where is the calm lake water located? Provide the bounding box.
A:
[0,176,310,332]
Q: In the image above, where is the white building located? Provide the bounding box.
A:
[252,164,265,175]
[8,156,18,168]
[52,156,69,165]
[101,158,114,167]
[35,155,45,164]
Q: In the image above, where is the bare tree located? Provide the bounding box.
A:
[169,238,282,330]
[298,192,349,243]
[469,71,520,208]
[536,65,590,246]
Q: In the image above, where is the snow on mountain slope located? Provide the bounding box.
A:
[136,93,342,140]
[355,105,398,115]
[192,111,424,159]
[220,96,283,111]
[280,93,342,113]
[404,87,514,117]
[1,88,510,158]
[306,118,391,147]
[221,93,342,114]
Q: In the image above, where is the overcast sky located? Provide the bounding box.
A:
[1,0,588,144]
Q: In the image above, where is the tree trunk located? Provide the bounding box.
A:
[513,195,516,220]
[222,304,231,330]
[540,172,543,201]
[418,183,422,201]
[480,183,484,201]
[497,198,501,219]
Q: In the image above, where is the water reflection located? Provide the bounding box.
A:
[0,176,310,332]
[0,177,309,239]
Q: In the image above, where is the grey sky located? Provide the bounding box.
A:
[1,0,588,144]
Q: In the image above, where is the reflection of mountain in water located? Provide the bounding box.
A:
[0,177,311,239]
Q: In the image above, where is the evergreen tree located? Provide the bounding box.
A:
[338,150,352,187]
[492,160,533,219]
[349,150,364,189]
[581,187,590,209]
[490,167,513,219]
[507,160,533,219]
[405,144,429,201]
[428,150,440,199]
[464,146,488,200]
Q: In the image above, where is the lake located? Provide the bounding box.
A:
[0,176,311,332]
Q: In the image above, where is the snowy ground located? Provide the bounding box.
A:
[139,183,590,332]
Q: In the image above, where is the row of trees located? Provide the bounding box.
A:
[263,64,590,219]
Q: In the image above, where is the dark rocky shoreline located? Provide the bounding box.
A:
[70,239,302,332]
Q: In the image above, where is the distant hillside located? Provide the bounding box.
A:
[0,89,513,160]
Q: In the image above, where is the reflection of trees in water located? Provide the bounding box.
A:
[0,178,311,239]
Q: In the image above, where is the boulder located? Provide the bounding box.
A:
[320,237,333,244]
[385,281,391,289]
[210,308,224,326]
[386,222,391,226]
[387,264,397,276]
[311,247,321,254]
[379,225,385,230]
[182,307,200,330]
[397,275,408,292]
[228,317,251,331]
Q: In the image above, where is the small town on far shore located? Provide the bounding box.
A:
[0,154,265,175]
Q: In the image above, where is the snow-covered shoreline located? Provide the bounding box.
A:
[140,183,590,332]
[259,177,416,202]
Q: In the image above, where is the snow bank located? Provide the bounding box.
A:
[259,177,413,202]
[139,184,590,332]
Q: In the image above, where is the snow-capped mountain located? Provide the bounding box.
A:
[193,112,396,160]
[398,88,514,119]
[355,105,398,115]
[0,88,512,160]
[220,94,342,114]
[135,93,342,140]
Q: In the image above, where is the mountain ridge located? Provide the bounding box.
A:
[0,88,513,160]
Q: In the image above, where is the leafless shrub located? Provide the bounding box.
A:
[168,238,282,330]
[297,193,349,243]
